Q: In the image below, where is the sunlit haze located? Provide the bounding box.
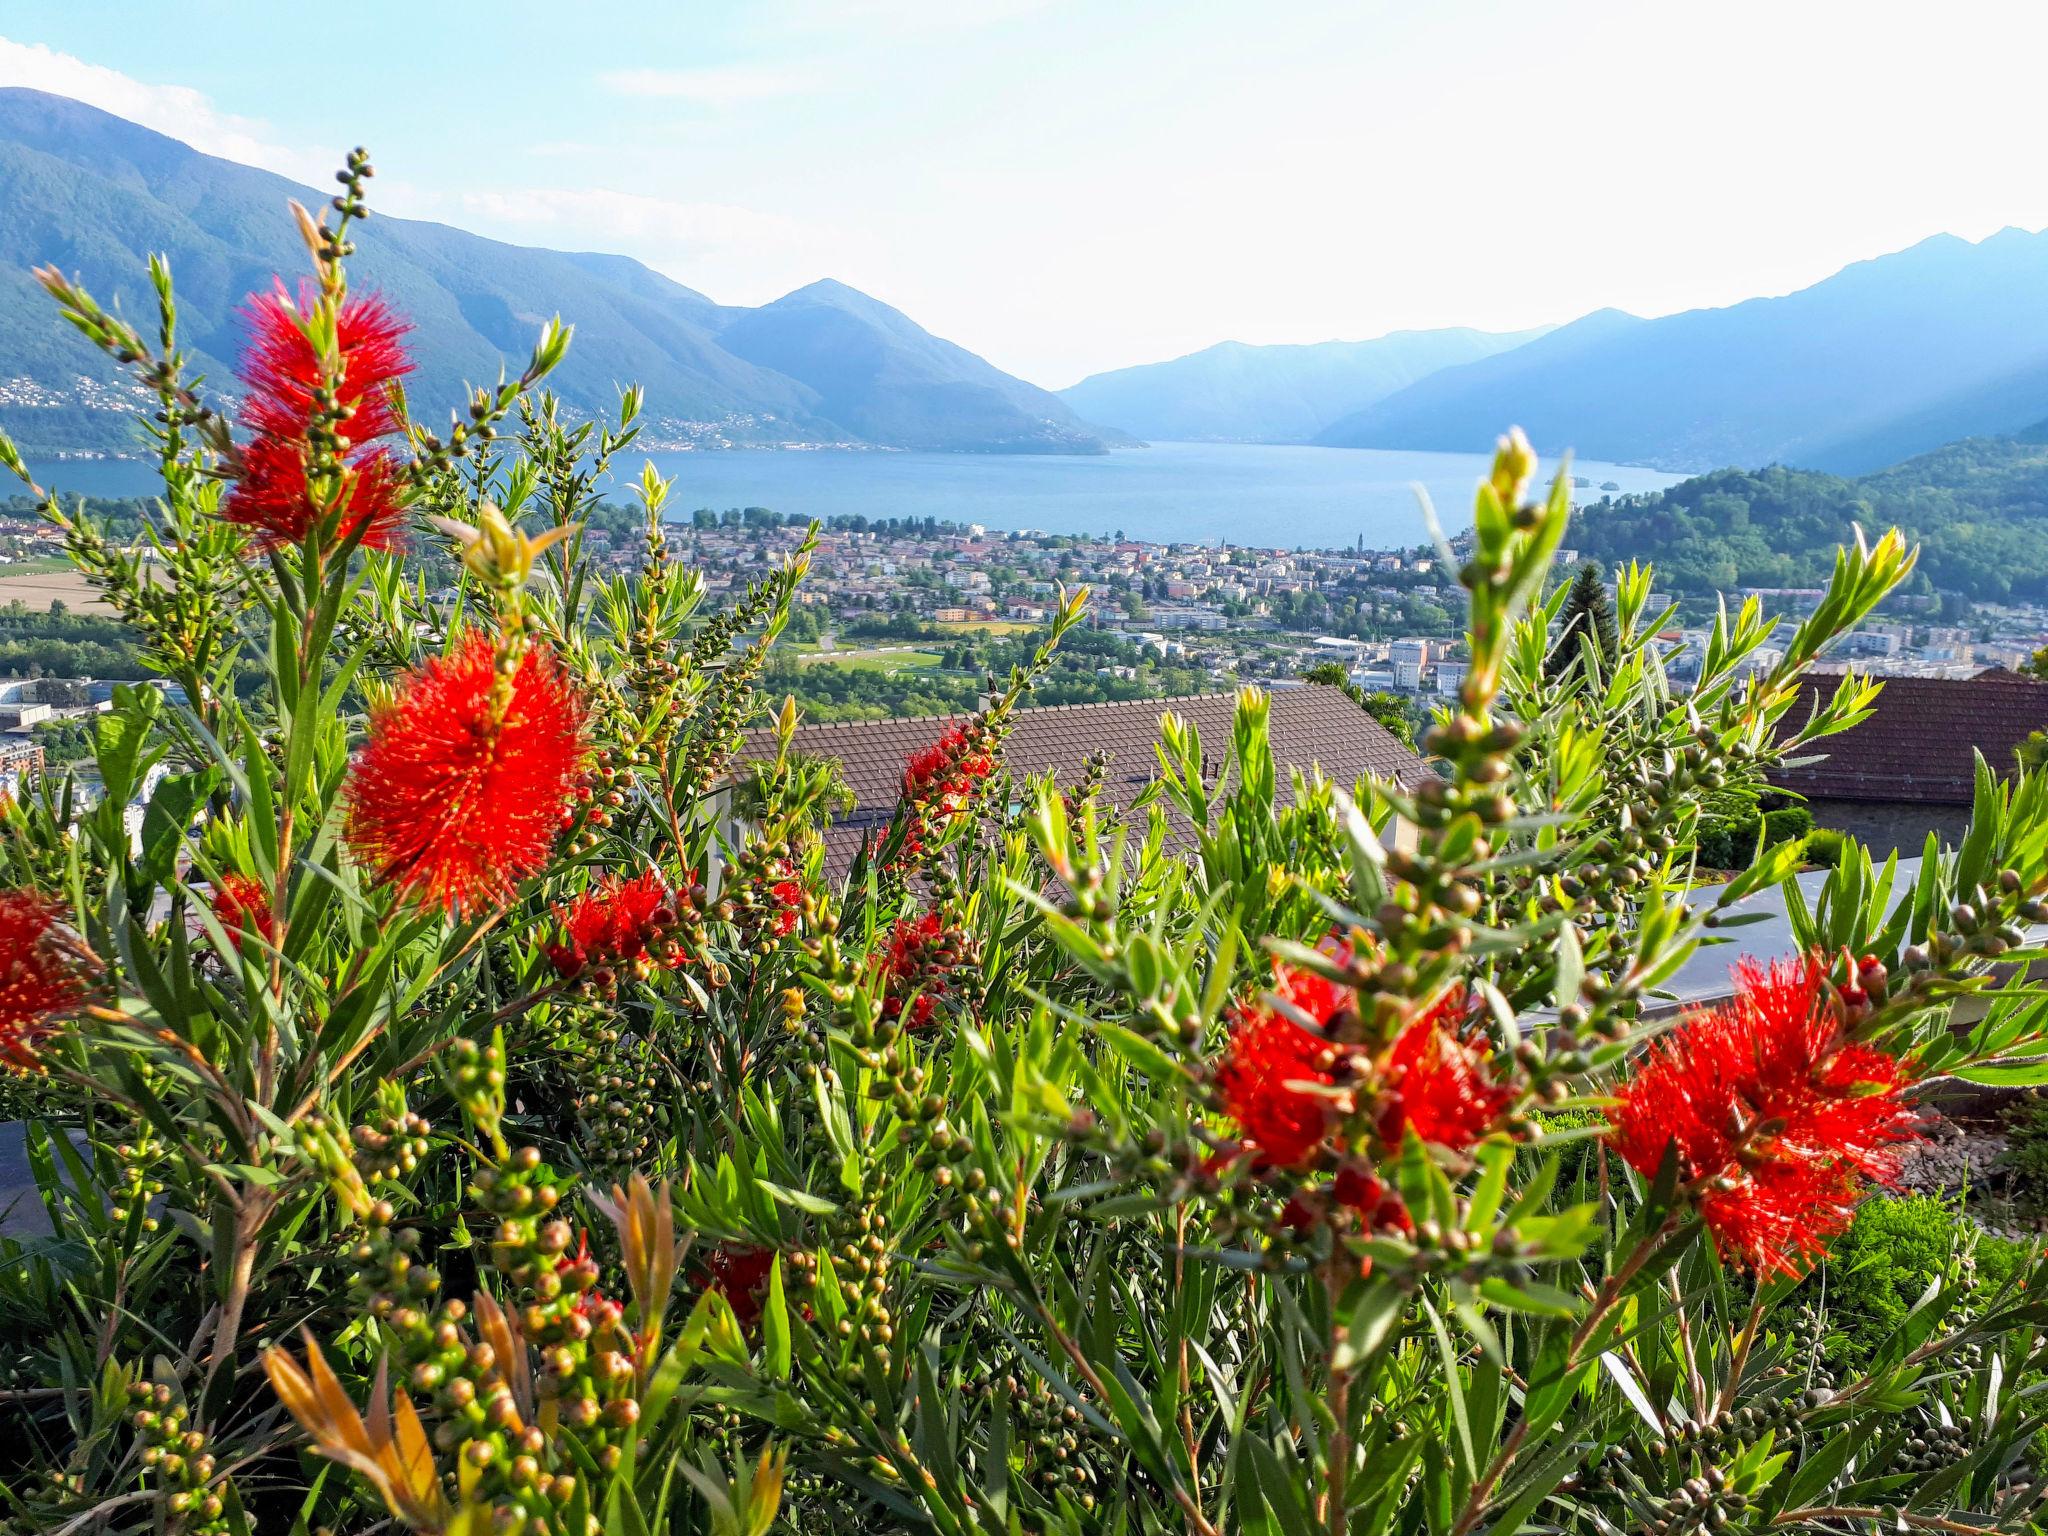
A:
[3,1,2045,386]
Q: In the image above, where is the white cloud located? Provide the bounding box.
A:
[0,34,332,186]
[598,63,814,104]
[763,0,1060,34]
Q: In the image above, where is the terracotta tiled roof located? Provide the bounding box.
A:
[736,684,1432,876]
[1773,668,2048,805]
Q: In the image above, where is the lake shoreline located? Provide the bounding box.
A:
[22,441,1685,552]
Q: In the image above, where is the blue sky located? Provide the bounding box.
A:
[3,2,2046,387]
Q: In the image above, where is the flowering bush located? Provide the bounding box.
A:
[2,156,2048,1536]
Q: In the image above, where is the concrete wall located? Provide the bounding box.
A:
[1808,797,1971,855]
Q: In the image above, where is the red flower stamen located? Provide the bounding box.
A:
[878,910,972,1030]
[345,632,587,914]
[1377,989,1513,1152]
[210,873,279,951]
[702,1246,777,1330]
[1216,1002,1347,1172]
[1607,954,1922,1276]
[547,870,684,979]
[894,726,996,862]
[0,890,89,1068]
[222,285,414,552]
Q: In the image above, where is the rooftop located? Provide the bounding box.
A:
[1774,668,2048,804]
[737,684,1433,874]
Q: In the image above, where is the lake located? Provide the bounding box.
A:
[24,441,1683,551]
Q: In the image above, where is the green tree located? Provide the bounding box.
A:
[1545,561,1619,681]
[1300,660,1418,748]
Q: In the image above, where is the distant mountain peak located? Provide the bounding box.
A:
[1059,325,1550,443]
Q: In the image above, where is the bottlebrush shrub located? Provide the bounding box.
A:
[1,159,2048,1536]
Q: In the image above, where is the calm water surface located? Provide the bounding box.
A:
[27,441,1682,551]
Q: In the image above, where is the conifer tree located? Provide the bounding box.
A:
[1546,560,1619,681]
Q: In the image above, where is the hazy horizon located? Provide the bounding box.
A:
[4,3,2048,389]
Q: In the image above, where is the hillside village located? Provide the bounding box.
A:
[8,501,2048,725]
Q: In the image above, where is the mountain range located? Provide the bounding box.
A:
[1057,327,1548,443]
[1065,231,2048,476]
[1312,229,2048,474]
[0,89,1119,458]
[7,87,2048,479]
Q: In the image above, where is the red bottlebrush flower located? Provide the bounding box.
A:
[547,870,679,979]
[222,285,413,552]
[766,860,803,939]
[878,910,972,1030]
[1377,990,1513,1152]
[1606,954,1922,1276]
[210,873,279,950]
[702,1245,777,1330]
[0,890,88,1067]
[1214,945,1360,1170]
[1269,953,1354,1029]
[902,726,996,812]
[1332,1165,1414,1234]
[1215,1004,1347,1171]
[345,632,588,915]
[894,725,997,863]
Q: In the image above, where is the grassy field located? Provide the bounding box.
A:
[0,566,113,614]
[933,619,1037,636]
[797,648,944,673]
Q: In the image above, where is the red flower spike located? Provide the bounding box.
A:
[0,890,88,1067]
[765,859,803,939]
[547,870,676,979]
[222,285,414,553]
[1606,954,1922,1277]
[345,633,588,915]
[703,1246,777,1330]
[1214,943,1361,1170]
[1333,1165,1414,1234]
[1377,989,1513,1152]
[901,726,995,812]
[879,910,961,1030]
[894,725,997,862]
[1215,1005,1345,1171]
[1269,959,1352,1030]
[211,873,279,951]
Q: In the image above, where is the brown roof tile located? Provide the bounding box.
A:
[1774,669,2048,805]
[736,684,1432,876]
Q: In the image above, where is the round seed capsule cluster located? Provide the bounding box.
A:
[1647,1394,1824,1465]
[963,1371,1099,1508]
[346,1207,442,1326]
[624,523,685,723]
[128,1382,229,1534]
[572,1034,663,1174]
[1901,869,2048,981]
[1896,1410,1971,1475]
[449,1035,508,1150]
[478,1149,642,1471]
[813,1202,897,1386]
[110,1127,165,1232]
[351,1105,431,1183]
[1769,1305,1838,1394]
[1638,1463,1749,1536]
[679,636,779,800]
